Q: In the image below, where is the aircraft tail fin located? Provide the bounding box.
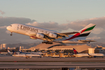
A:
[73,48,78,54]
[76,23,96,39]
[65,23,96,40]
[79,23,96,35]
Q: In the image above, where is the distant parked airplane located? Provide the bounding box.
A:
[10,49,43,58]
[6,49,43,58]
[12,53,42,58]
[7,23,96,44]
[73,48,104,58]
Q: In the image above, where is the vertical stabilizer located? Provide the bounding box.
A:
[79,23,96,34]
[73,48,78,54]
[65,23,96,40]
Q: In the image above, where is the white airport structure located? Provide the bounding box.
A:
[0,42,105,58]
[21,43,105,58]
[88,48,95,54]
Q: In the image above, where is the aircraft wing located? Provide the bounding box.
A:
[59,32,78,35]
[61,40,95,44]
[56,32,78,37]
[29,32,78,42]
[29,32,95,43]
[44,31,78,41]
[78,40,96,43]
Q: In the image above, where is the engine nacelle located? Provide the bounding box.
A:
[36,33,44,39]
[49,33,57,38]
[30,36,37,39]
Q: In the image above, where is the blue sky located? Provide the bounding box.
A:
[0,0,105,44]
[0,0,105,23]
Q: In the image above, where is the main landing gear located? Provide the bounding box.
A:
[42,41,53,44]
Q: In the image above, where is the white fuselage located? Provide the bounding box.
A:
[73,53,89,57]
[12,53,41,57]
[6,24,86,42]
[73,53,105,57]
[7,24,54,36]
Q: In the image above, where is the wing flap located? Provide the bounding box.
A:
[57,32,78,37]
[29,31,78,41]
[60,32,78,35]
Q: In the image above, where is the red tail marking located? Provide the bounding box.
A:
[31,36,38,39]
[80,29,86,33]
[65,33,80,40]
[64,28,87,41]
[73,49,78,54]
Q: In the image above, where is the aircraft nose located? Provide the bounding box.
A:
[6,26,11,30]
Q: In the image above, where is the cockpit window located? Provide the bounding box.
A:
[10,25,12,27]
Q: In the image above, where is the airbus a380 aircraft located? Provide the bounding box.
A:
[6,23,96,44]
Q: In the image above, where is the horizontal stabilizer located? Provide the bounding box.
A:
[78,40,96,43]
[61,39,95,44]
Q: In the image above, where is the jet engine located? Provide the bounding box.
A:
[30,36,37,39]
[49,33,57,38]
[36,33,44,39]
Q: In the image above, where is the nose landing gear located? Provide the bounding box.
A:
[10,32,12,36]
